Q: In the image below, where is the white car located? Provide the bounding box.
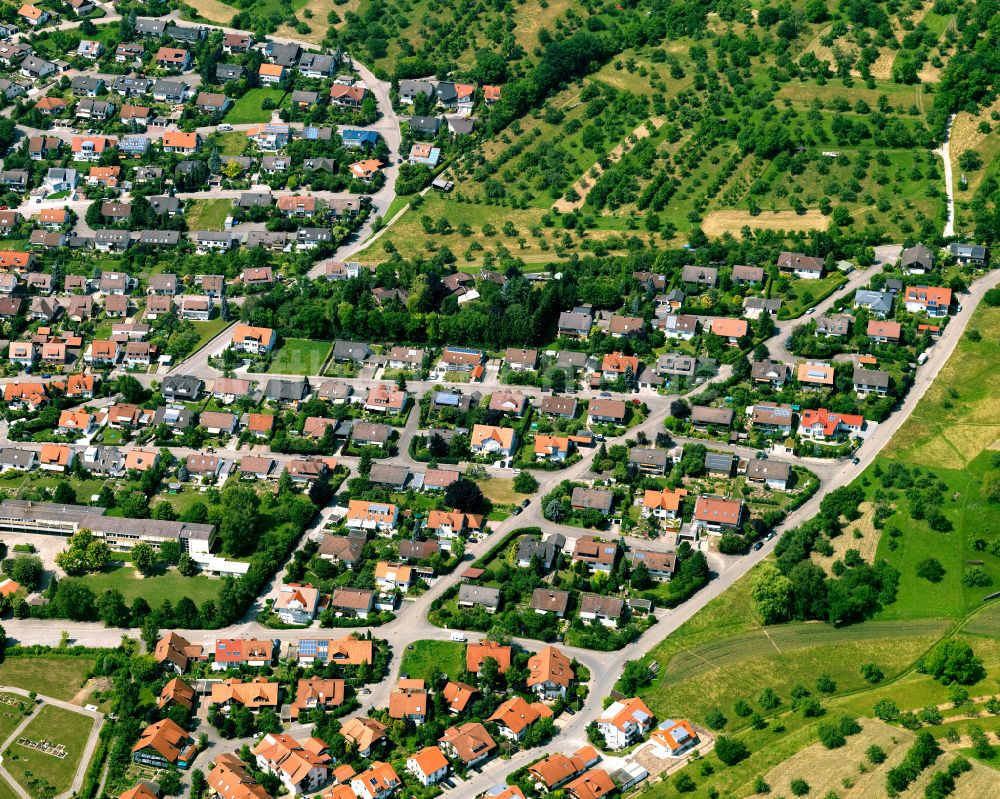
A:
[218,123,233,131]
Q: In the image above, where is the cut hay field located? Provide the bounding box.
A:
[811,501,881,574]
[185,0,236,24]
[700,209,827,237]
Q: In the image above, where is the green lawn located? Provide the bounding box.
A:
[269,338,332,375]
[77,565,223,605]
[0,657,96,701]
[399,640,467,682]
[3,705,97,799]
[190,318,233,354]
[775,272,848,319]
[213,130,248,156]
[0,695,32,741]
[186,199,233,232]
[223,88,287,124]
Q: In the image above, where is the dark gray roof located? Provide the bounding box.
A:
[853,367,890,388]
[332,340,370,362]
[628,447,669,468]
[746,459,791,482]
[457,584,500,608]
[264,378,308,401]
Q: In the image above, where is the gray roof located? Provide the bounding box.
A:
[152,406,194,428]
[447,116,474,135]
[368,463,409,487]
[949,242,987,260]
[744,297,782,313]
[681,265,718,285]
[751,359,788,382]
[264,378,308,401]
[854,290,894,315]
[690,406,733,425]
[457,584,500,608]
[266,42,300,67]
[516,537,562,567]
[216,63,245,80]
[136,18,167,34]
[558,311,592,334]
[570,487,614,513]
[628,447,669,469]
[853,367,890,388]
[152,79,187,95]
[901,243,933,269]
[0,499,213,542]
[71,76,103,92]
[746,459,791,482]
[148,195,180,215]
[298,53,336,74]
[332,340,370,362]
[161,374,203,396]
[138,230,181,246]
[400,79,434,97]
[0,448,34,468]
[705,452,737,472]
[407,115,440,134]
[238,192,274,208]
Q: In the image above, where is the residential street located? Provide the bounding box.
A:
[0,8,989,797]
[0,266,996,796]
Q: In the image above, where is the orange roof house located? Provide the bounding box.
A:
[601,352,640,375]
[124,449,159,472]
[466,640,512,673]
[39,444,72,469]
[210,677,280,711]
[251,733,330,792]
[710,317,749,340]
[290,677,345,719]
[350,159,381,180]
[796,361,835,387]
[442,681,478,714]
[158,678,195,711]
[527,646,574,698]
[470,424,516,454]
[487,697,553,740]
[388,680,428,724]
[208,753,270,799]
[340,717,386,756]
[161,131,199,152]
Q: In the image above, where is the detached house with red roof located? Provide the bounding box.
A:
[904,285,952,317]
[212,638,275,671]
[798,408,864,441]
[274,583,321,625]
[692,495,745,534]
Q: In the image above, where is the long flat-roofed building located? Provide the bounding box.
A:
[0,499,216,553]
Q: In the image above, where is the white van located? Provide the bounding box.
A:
[450,631,467,642]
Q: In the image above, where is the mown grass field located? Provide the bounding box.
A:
[399,640,467,682]
[0,657,96,701]
[223,88,287,124]
[269,338,332,375]
[3,705,96,799]
[185,199,232,232]
[77,566,223,606]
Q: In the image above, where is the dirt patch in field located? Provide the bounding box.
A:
[811,502,882,575]
[186,0,237,24]
[553,117,664,212]
[68,677,112,707]
[700,209,827,237]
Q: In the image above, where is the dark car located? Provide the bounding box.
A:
[521,498,530,508]
[752,541,763,551]
[511,507,521,515]
[852,457,861,465]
